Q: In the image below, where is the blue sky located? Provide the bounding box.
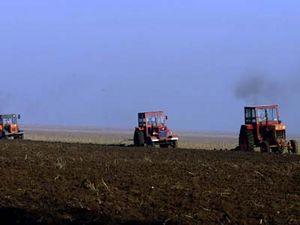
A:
[0,1,300,133]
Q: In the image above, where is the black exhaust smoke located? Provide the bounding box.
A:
[234,73,282,105]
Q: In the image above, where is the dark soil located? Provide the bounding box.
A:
[0,140,299,225]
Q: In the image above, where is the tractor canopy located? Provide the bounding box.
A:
[244,105,280,124]
[0,114,20,125]
[138,111,167,127]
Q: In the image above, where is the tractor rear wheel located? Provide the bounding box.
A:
[134,130,145,147]
[260,141,270,153]
[290,140,298,154]
[239,125,254,152]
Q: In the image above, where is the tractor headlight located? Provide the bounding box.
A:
[276,125,286,130]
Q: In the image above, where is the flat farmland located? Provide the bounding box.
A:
[23,126,238,150]
[0,139,299,225]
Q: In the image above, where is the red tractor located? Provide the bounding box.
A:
[134,111,179,148]
[239,105,297,154]
[0,114,24,140]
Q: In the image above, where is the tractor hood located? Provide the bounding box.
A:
[263,123,286,131]
[245,123,286,131]
[274,124,286,131]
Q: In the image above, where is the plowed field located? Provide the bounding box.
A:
[0,140,299,225]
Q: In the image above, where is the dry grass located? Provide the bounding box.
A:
[24,127,131,145]
[23,126,300,151]
[178,132,237,150]
[24,126,237,150]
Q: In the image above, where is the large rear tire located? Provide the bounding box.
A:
[290,140,298,154]
[260,141,270,153]
[134,130,145,147]
[239,125,255,152]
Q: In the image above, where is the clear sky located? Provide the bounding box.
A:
[0,1,300,133]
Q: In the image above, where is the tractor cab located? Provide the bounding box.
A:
[134,111,178,148]
[245,105,280,125]
[138,111,167,135]
[244,105,286,142]
[239,105,297,154]
[0,114,24,140]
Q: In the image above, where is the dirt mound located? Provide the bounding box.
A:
[0,140,299,225]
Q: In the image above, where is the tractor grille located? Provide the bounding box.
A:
[276,130,286,139]
[159,130,167,138]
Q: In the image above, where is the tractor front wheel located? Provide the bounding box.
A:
[290,140,298,154]
[260,141,270,153]
[134,130,145,147]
